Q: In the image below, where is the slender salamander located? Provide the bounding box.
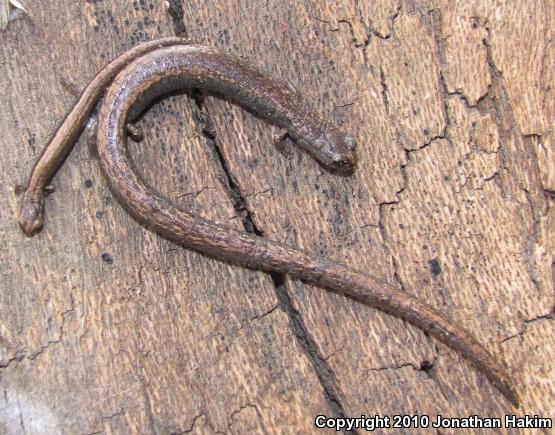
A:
[18,37,519,406]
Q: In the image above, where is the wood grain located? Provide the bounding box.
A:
[0,0,553,433]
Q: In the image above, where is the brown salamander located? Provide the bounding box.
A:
[18,38,518,406]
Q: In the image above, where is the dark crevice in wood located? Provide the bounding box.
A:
[226,404,259,432]
[377,182,406,294]
[175,412,207,434]
[500,313,555,343]
[314,1,400,48]
[367,2,401,41]
[167,0,187,37]
[190,92,352,430]
[375,106,409,296]
[269,272,352,432]
[191,94,255,233]
[379,67,390,115]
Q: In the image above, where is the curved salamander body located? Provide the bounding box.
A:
[18,39,518,406]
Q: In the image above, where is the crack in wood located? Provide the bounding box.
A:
[166,0,186,37]
[190,91,352,431]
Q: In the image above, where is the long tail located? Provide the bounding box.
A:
[304,257,519,405]
[97,98,519,405]
[22,36,519,407]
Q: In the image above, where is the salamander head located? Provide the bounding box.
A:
[310,127,358,174]
[292,122,358,174]
[19,191,45,236]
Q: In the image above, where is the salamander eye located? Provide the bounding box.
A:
[337,159,349,168]
[344,136,357,151]
[331,153,345,163]
[331,153,351,169]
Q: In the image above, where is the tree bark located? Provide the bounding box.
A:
[1,0,553,433]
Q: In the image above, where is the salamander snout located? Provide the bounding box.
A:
[19,191,45,236]
[321,130,358,174]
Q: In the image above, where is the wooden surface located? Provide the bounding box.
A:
[0,0,553,433]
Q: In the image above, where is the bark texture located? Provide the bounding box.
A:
[0,1,553,433]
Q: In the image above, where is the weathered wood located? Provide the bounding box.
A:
[0,0,553,433]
